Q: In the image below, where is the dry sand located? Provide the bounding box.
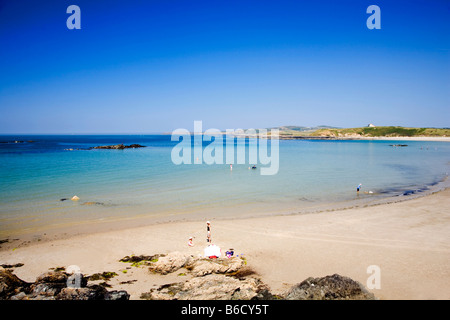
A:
[357,136,450,142]
[1,188,449,300]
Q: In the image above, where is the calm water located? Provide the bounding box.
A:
[0,135,449,236]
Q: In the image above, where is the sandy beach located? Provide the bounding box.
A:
[353,136,450,142]
[306,136,450,142]
[1,188,449,300]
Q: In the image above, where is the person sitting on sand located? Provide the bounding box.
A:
[226,248,234,258]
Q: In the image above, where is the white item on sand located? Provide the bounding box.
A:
[71,195,80,201]
[204,244,221,258]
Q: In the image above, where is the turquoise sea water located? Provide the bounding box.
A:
[0,135,449,237]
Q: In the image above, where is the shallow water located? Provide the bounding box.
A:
[0,135,449,236]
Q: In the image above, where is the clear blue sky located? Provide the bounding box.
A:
[0,0,448,133]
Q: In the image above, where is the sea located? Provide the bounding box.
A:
[1,134,449,237]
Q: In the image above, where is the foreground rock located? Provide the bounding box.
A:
[0,267,129,300]
[140,252,266,299]
[185,256,246,277]
[0,267,28,299]
[284,274,376,300]
[141,251,247,277]
[141,274,272,300]
[2,252,377,300]
[148,252,193,275]
[137,252,375,300]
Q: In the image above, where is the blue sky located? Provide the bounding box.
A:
[0,0,449,133]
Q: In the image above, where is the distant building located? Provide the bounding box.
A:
[367,124,376,128]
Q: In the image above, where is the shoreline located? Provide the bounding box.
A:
[3,132,450,142]
[276,136,450,142]
[1,186,449,299]
[216,131,450,142]
[1,175,448,250]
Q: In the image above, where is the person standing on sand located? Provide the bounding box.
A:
[188,237,194,247]
[206,221,212,243]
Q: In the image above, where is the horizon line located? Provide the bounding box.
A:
[1,124,449,135]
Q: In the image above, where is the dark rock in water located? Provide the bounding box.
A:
[127,144,146,149]
[92,144,146,150]
[284,273,376,300]
[0,140,25,144]
[0,268,130,300]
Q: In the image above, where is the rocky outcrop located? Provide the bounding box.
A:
[144,251,246,277]
[0,267,129,300]
[2,254,377,300]
[148,252,193,275]
[139,252,376,300]
[141,274,272,300]
[0,267,29,299]
[144,272,376,301]
[56,286,129,300]
[185,256,245,277]
[62,143,146,151]
[138,252,271,300]
[92,144,146,150]
[284,273,376,300]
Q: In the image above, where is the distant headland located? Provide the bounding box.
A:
[263,125,450,141]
